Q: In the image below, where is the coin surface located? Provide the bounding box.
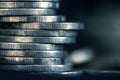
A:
[0,36,76,44]
[0,16,65,22]
[0,57,64,65]
[0,22,83,30]
[0,2,59,8]
[0,29,77,37]
[0,50,64,58]
[0,9,55,15]
[0,43,63,50]
[0,65,71,72]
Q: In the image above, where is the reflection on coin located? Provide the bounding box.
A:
[0,16,65,22]
[0,2,59,8]
[0,50,64,58]
[0,22,83,30]
[0,9,55,15]
[0,36,76,44]
[0,65,71,72]
[0,43,63,50]
[0,57,64,65]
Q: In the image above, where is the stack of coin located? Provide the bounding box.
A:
[0,0,84,72]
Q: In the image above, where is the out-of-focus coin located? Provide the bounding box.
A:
[0,57,64,65]
[0,22,83,30]
[0,2,59,8]
[0,43,63,50]
[0,65,71,72]
[0,9,55,16]
[0,16,65,22]
[0,36,76,44]
[0,0,59,1]
[0,29,77,37]
[0,50,64,58]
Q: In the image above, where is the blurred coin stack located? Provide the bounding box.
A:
[0,0,83,72]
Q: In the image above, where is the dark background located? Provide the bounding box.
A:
[58,0,120,70]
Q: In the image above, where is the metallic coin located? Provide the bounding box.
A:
[0,29,77,37]
[0,22,83,30]
[0,16,65,22]
[0,43,63,50]
[0,2,59,8]
[0,0,59,1]
[0,57,64,65]
[0,9,55,16]
[0,50,64,58]
[0,36,76,44]
[0,65,71,72]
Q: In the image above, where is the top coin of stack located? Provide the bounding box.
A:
[0,0,84,72]
[0,0,59,1]
[0,2,59,8]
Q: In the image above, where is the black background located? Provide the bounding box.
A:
[58,0,120,70]
[58,0,120,53]
[59,0,120,51]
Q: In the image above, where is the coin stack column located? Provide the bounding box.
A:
[0,0,83,72]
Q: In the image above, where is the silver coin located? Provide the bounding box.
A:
[0,2,59,8]
[0,16,65,22]
[0,36,76,44]
[0,57,64,65]
[0,9,55,16]
[0,22,83,30]
[0,0,59,1]
[0,29,77,37]
[0,65,71,72]
[0,50,64,58]
[0,43,63,50]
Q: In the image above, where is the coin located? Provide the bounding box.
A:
[0,43,63,50]
[0,29,77,37]
[0,65,71,72]
[0,36,76,44]
[0,9,55,16]
[0,0,59,1]
[0,50,64,58]
[0,22,83,30]
[0,2,59,8]
[0,16,65,22]
[0,57,64,65]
